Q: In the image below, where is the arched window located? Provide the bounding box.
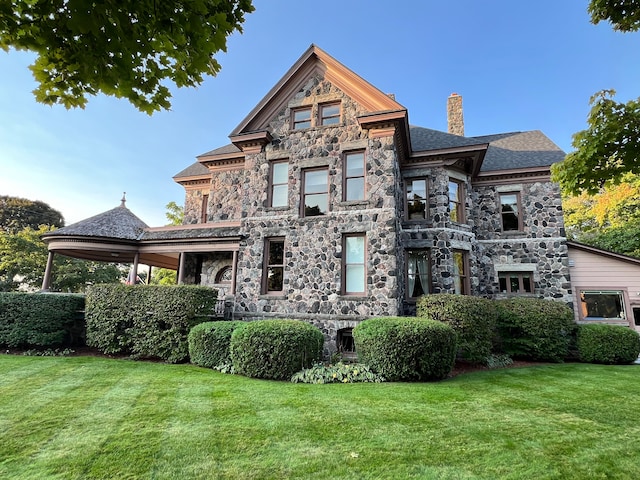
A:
[215,266,233,284]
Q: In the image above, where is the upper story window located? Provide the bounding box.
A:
[343,233,366,295]
[263,238,285,294]
[292,107,312,130]
[499,272,532,294]
[449,179,464,223]
[302,168,328,217]
[406,249,430,299]
[320,102,341,125]
[405,178,428,220]
[269,161,288,207]
[200,193,209,223]
[344,151,365,201]
[453,250,468,295]
[500,192,521,231]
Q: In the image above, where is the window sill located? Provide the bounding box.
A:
[259,294,286,300]
[265,206,289,212]
[338,295,368,301]
[339,200,369,207]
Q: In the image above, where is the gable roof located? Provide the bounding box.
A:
[230,44,406,137]
[568,241,640,267]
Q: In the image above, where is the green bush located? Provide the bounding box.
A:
[353,317,457,381]
[495,297,576,362]
[577,324,640,364]
[0,292,84,348]
[416,294,497,364]
[291,362,385,384]
[188,321,245,369]
[230,320,324,380]
[86,284,217,363]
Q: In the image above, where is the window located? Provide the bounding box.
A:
[215,266,233,284]
[449,179,464,222]
[337,328,356,358]
[292,107,312,130]
[580,290,626,320]
[406,250,430,299]
[302,168,328,216]
[452,250,468,295]
[320,103,340,125]
[633,307,640,327]
[343,234,366,295]
[500,193,521,231]
[262,238,285,294]
[499,272,532,294]
[405,178,428,220]
[269,161,288,207]
[200,194,209,223]
[344,151,365,201]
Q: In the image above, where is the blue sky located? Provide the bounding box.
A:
[1,0,639,227]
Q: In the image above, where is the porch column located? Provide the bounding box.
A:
[231,250,238,295]
[147,265,152,285]
[41,251,55,291]
[177,252,186,285]
[132,252,140,284]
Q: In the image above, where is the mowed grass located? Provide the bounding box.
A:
[1,356,639,480]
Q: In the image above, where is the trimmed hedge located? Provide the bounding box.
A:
[0,292,85,348]
[353,317,457,381]
[230,320,324,380]
[416,294,497,364]
[188,321,245,368]
[495,297,576,362]
[577,324,640,365]
[86,284,217,363]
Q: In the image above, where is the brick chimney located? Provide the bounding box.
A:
[447,93,464,136]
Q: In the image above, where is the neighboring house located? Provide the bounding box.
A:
[567,241,640,331]
[42,45,574,353]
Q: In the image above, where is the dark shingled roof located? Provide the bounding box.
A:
[173,161,210,179]
[409,126,564,172]
[473,130,565,172]
[141,225,241,241]
[197,143,241,158]
[43,204,149,241]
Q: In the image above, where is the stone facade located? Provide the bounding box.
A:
[175,46,571,355]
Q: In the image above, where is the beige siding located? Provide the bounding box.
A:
[568,246,640,329]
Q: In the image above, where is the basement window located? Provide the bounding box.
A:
[337,328,356,358]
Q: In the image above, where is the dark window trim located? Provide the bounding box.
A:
[262,237,285,295]
[405,249,431,300]
[498,271,533,294]
[291,106,312,130]
[342,150,366,202]
[404,177,429,221]
[452,249,469,295]
[301,166,329,217]
[215,265,233,284]
[319,101,341,126]
[499,191,523,232]
[449,178,465,223]
[268,160,289,208]
[200,193,209,224]
[342,233,367,296]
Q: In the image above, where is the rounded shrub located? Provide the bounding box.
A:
[353,317,457,381]
[188,321,245,368]
[577,324,640,365]
[416,294,497,364]
[495,297,576,362]
[230,320,324,380]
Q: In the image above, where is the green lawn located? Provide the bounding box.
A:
[1,356,639,479]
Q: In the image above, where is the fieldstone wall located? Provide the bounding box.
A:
[233,75,401,320]
[183,189,207,225]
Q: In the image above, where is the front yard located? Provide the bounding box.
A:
[1,355,639,479]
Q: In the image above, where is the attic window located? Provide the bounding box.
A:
[292,107,312,130]
[320,102,340,125]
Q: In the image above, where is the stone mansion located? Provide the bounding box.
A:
[43,45,574,351]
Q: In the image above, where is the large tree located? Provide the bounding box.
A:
[0,0,254,113]
[563,173,640,258]
[0,225,124,292]
[0,196,64,234]
[551,1,640,194]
